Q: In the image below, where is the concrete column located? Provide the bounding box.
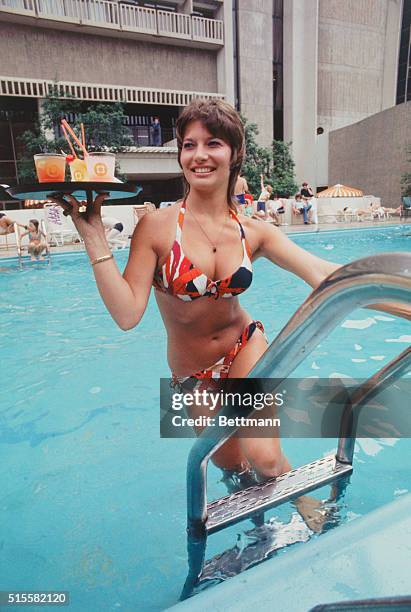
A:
[382,0,403,109]
[236,0,273,146]
[283,0,319,188]
[216,0,235,105]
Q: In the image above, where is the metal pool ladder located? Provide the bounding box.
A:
[14,221,51,269]
[181,253,411,600]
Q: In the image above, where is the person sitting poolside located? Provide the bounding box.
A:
[0,213,28,235]
[292,193,312,224]
[267,194,287,226]
[102,216,127,249]
[243,193,254,216]
[254,174,273,220]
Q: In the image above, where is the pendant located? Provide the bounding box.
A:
[213,247,217,253]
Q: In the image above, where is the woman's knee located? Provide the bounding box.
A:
[240,438,289,478]
[253,454,288,478]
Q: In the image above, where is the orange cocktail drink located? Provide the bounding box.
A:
[34,154,66,183]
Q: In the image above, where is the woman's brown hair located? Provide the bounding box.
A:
[176,98,245,211]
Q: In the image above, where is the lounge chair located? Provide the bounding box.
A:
[401,196,411,219]
[43,204,78,246]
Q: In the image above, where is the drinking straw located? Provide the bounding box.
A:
[61,125,77,158]
[80,122,86,149]
[61,119,88,158]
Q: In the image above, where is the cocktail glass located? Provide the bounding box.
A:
[69,158,89,182]
[34,154,66,183]
[85,153,115,182]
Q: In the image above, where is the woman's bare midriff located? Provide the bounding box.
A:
[155,290,252,376]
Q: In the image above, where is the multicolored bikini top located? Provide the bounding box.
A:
[153,200,253,301]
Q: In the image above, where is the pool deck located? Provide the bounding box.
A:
[0,219,410,261]
[169,493,411,612]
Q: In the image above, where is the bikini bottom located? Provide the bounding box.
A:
[172,320,266,391]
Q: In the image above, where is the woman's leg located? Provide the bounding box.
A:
[28,242,36,260]
[183,384,250,472]
[227,328,291,478]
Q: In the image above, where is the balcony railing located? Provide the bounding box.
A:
[192,15,224,43]
[0,0,224,45]
[0,0,35,12]
[157,9,191,39]
[119,3,156,35]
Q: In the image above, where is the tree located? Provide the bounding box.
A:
[401,144,411,197]
[17,90,132,182]
[241,116,298,198]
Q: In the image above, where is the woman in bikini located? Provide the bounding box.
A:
[21,219,47,260]
[50,99,407,494]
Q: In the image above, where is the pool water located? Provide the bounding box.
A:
[0,226,410,611]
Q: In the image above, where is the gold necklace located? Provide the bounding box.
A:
[188,206,230,253]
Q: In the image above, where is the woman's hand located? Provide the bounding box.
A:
[49,193,109,241]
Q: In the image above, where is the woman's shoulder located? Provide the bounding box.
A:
[133,201,180,247]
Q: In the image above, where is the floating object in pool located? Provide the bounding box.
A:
[370,355,385,361]
[341,318,376,330]
[374,315,395,322]
[394,489,408,496]
[311,361,320,370]
[385,335,411,343]
[352,358,367,363]
[324,244,334,250]
[354,344,362,351]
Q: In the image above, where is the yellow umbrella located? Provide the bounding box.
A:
[317,184,364,198]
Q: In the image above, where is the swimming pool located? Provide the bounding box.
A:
[0,225,410,611]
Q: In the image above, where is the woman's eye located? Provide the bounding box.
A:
[183,142,194,149]
[208,140,221,147]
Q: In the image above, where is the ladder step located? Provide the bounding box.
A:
[206,455,352,534]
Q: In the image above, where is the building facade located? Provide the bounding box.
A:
[1,0,409,205]
[0,0,234,204]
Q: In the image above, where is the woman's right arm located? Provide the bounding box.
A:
[52,194,157,330]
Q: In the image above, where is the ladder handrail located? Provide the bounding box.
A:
[337,345,411,464]
[13,223,23,268]
[186,252,411,527]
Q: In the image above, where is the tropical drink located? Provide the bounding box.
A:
[85,152,115,182]
[34,154,66,183]
[69,158,88,181]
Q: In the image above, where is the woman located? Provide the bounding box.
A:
[50,99,404,484]
[21,219,47,260]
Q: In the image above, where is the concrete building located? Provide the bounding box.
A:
[1,0,410,206]
[329,100,411,207]
[282,0,404,189]
[0,0,234,204]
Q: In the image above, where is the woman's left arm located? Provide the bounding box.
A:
[257,223,411,319]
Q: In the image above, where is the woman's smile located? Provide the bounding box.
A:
[180,120,232,188]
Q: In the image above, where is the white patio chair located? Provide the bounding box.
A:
[43,204,78,246]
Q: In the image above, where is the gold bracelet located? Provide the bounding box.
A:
[91,254,114,266]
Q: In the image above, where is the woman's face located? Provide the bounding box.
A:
[180,120,232,193]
